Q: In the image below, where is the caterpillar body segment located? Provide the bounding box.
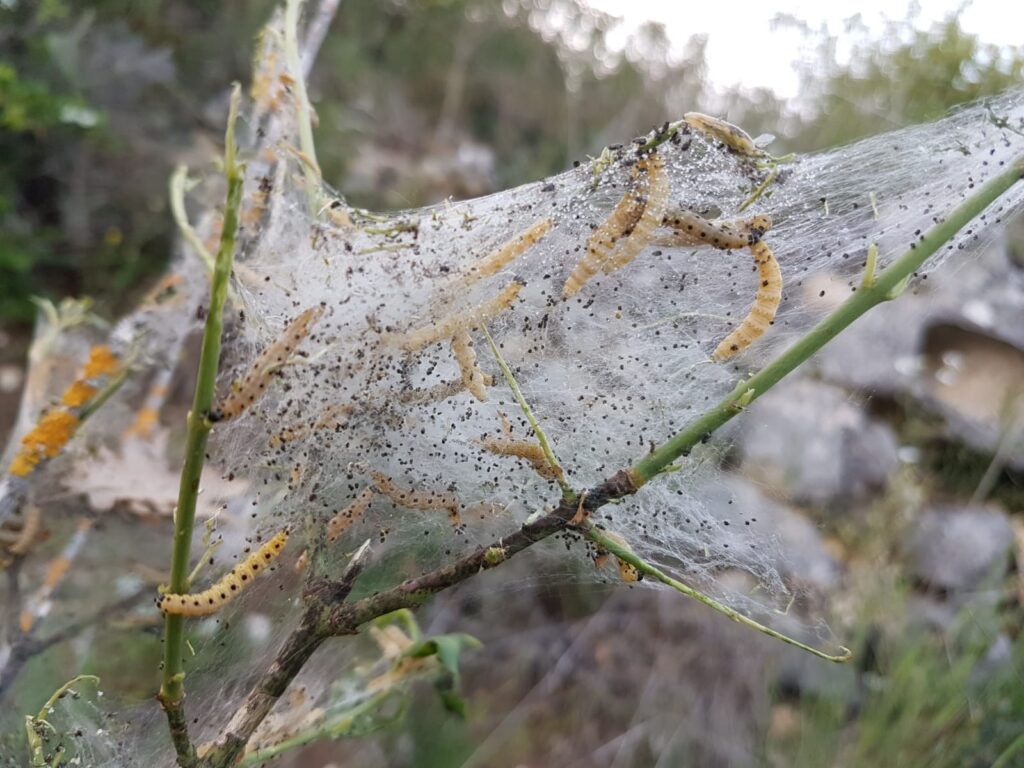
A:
[478,436,563,481]
[657,211,772,250]
[158,529,289,617]
[212,305,324,422]
[461,218,552,285]
[712,240,783,361]
[397,280,522,352]
[600,154,670,275]
[563,153,666,297]
[450,331,488,401]
[326,487,374,542]
[683,112,760,157]
[367,469,461,527]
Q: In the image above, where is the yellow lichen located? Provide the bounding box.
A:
[82,345,119,378]
[61,380,98,408]
[9,410,80,476]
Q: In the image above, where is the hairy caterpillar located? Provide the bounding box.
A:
[657,211,772,250]
[450,330,488,401]
[683,112,760,157]
[327,487,374,542]
[397,280,522,352]
[367,469,461,527]
[5,505,42,557]
[158,529,289,616]
[712,240,783,361]
[479,436,563,481]
[591,530,641,583]
[211,305,324,422]
[270,403,354,447]
[600,154,670,275]
[397,374,496,406]
[563,153,667,297]
[460,218,552,285]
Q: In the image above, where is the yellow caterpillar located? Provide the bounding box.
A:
[158,529,289,616]
[712,239,783,361]
[461,218,552,285]
[396,281,522,352]
[658,210,772,250]
[326,487,374,542]
[683,112,761,157]
[211,305,324,422]
[367,469,461,527]
[563,153,667,297]
[450,330,488,401]
[479,436,563,481]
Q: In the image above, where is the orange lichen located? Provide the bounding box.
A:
[9,410,80,476]
[82,345,119,378]
[125,407,159,439]
[61,380,98,408]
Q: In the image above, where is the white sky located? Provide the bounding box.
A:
[586,0,1022,98]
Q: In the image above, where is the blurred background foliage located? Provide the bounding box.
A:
[2,0,1023,329]
[2,2,1023,765]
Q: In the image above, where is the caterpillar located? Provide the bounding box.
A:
[158,529,289,616]
[211,305,324,422]
[460,218,552,285]
[397,280,522,352]
[683,112,761,157]
[600,154,670,276]
[367,469,461,527]
[563,153,667,298]
[450,330,488,401]
[5,505,42,557]
[269,403,354,447]
[591,530,641,583]
[479,436,563,481]
[656,210,772,250]
[712,239,783,361]
[326,487,374,542]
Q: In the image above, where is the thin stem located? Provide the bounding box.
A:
[285,0,321,214]
[158,83,244,764]
[169,165,215,273]
[583,523,850,662]
[236,689,395,766]
[482,325,571,497]
[630,155,1024,486]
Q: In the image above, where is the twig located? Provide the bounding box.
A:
[285,0,321,214]
[582,522,850,662]
[482,325,571,497]
[158,83,245,767]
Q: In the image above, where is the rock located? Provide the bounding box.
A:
[733,379,900,507]
[903,503,1014,593]
[920,323,1024,470]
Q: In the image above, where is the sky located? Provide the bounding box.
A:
[585,0,1021,98]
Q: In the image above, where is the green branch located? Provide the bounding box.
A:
[482,325,572,498]
[630,154,1024,486]
[583,524,850,662]
[158,83,245,766]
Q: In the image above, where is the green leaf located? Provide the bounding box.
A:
[403,633,482,717]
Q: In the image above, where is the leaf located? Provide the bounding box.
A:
[403,633,482,717]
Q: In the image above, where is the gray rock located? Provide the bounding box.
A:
[734,379,900,507]
[903,504,1014,592]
